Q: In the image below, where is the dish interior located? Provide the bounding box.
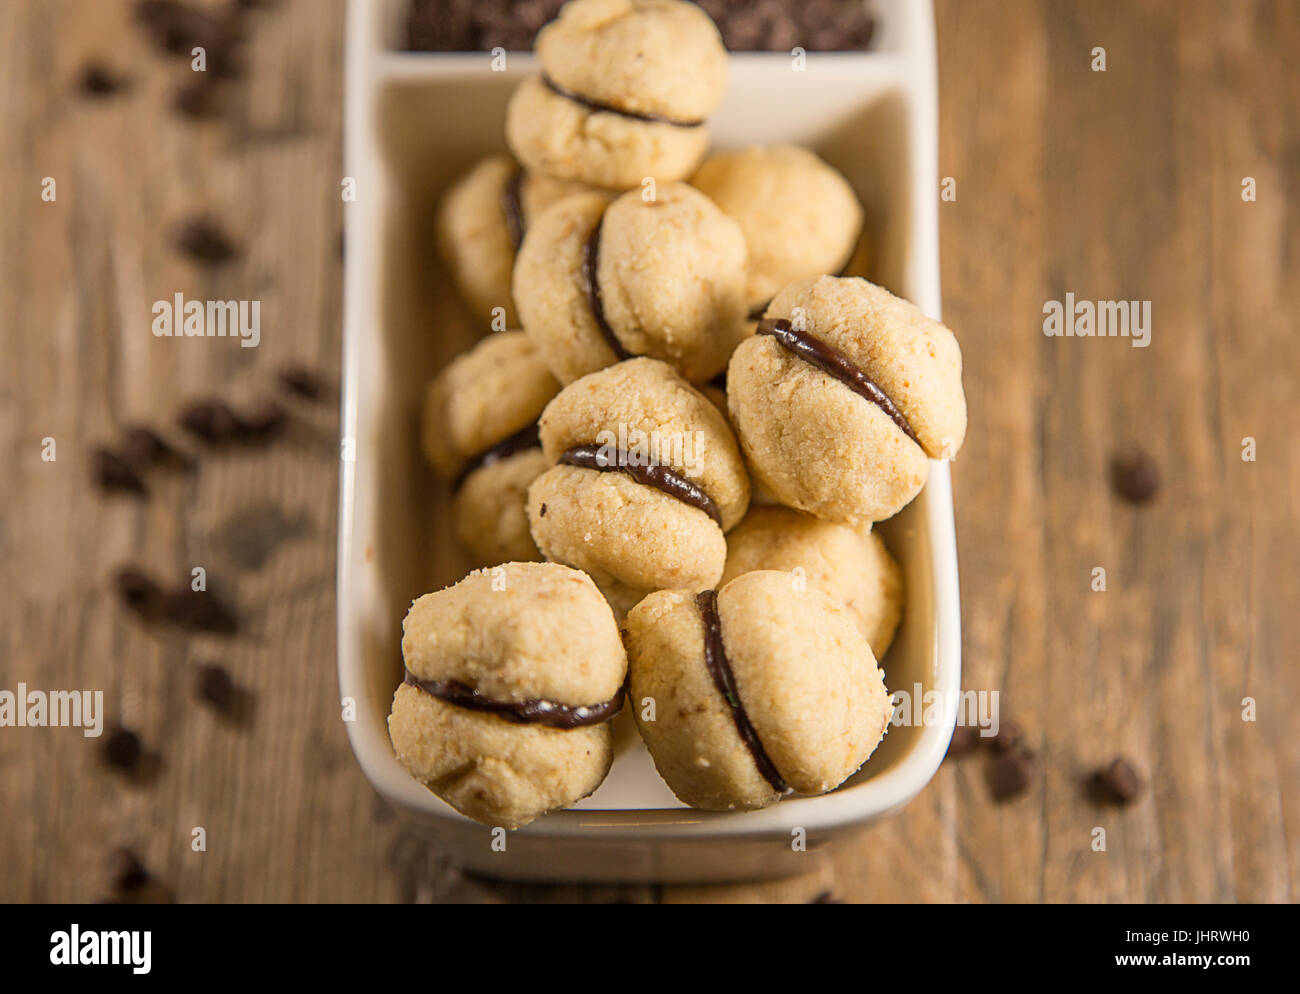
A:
[349,54,940,817]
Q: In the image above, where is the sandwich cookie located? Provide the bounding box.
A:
[720,505,903,656]
[436,155,599,328]
[422,331,561,565]
[505,0,727,189]
[526,358,750,616]
[514,183,748,385]
[690,145,864,315]
[389,562,627,828]
[625,570,893,810]
[727,275,967,524]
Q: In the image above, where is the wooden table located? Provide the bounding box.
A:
[1,0,1295,903]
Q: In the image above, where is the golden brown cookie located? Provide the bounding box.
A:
[526,358,750,612]
[626,571,892,810]
[728,276,966,524]
[389,562,627,828]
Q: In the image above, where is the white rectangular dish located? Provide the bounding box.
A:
[338,0,960,883]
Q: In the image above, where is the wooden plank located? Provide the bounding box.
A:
[0,0,1295,904]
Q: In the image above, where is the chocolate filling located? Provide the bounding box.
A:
[560,443,722,526]
[501,167,525,252]
[453,421,541,490]
[695,590,788,793]
[756,317,921,447]
[404,670,623,729]
[582,217,632,361]
[541,74,704,128]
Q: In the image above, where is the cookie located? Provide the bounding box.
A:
[505,0,727,188]
[422,331,561,564]
[436,155,598,328]
[690,145,864,312]
[626,570,892,810]
[728,275,966,524]
[526,358,751,611]
[389,562,627,828]
[513,183,748,385]
[719,505,903,656]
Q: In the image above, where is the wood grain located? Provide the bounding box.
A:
[0,0,1295,903]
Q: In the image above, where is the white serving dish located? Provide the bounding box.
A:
[338,0,960,883]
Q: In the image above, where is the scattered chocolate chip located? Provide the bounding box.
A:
[989,748,1036,801]
[135,0,240,61]
[990,719,1024,754]
[172,216,238,265]
[179,399,240,443]
[79,62,126,97]
[538,503,547,517]
[92,447,147,495]
[109,848,151,893]
[1110,448,1160,504]
[195,663,237,712]
[115,566,164,618]
[102,725,143,773]
[172,78,223,119]
[213,503,309,570]
[121,425,187,469]
[277,364,327,401]
[234,399,286,440]
[945,724,979,760]
[1088,757,1144,805]
[810,890,844,904]
[162,586,239,634]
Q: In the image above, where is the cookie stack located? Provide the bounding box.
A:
[394,0,968,828]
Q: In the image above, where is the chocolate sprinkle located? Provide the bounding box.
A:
[501,167,526,252]
[559,444,722,526]
[696,590,788,793]
[453,421,541,490]
[756,317,921,447]
[541,74,704,128]
[582,217,631,361]
[404,671,622,729]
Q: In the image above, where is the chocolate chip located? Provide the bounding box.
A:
[1088,757,1144,805]
[213,503,309,570]
[162,586,239,634]
[234,399,286,440]
[135,1,239,60]
[109,848,151,893]
[179,399,240,443]
[810,890,844,904]
[990,719,1025,754]
[1110,448,1160,504]
[103,725,143,773]
[121,425,187,469]
[277,364,327,401]
[195,663,237,712]
[944,724,979,760]
[406,0,876,53]
[173,78,223,119]
[115,566,164,619]
[989,748,1036,801]
[538,503,547,517]
[172,216,238,265]
[79,62,126,97]
[92,447,147,495]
